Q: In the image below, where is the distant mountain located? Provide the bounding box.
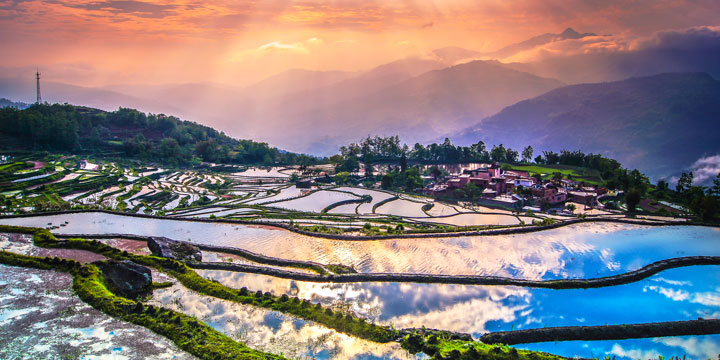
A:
[271,60,564,154]
[432,46,482,65]
[505,47,720,84]
[279,58,447,107]
[431,28,597,65]
[488,28,597,60]
[207,58,449,147]
[451,72,720,180]
[242,69,356,99]
[0,77,181,116]
[0,98,30,109]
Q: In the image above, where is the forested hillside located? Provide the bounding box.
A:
[0,104,319,166]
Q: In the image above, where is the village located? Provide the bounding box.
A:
[420,162,611,214]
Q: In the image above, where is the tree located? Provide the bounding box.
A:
[522,146,534,163]
[462,183,482,199]
[565,203,577,214]
[506,148,519,163]
[676,172,693,193]
[625,187,642,212]
[336,155,359,174]
[543,151,560,165]
[429,166,442,181]
[335,172,350,185]
[655,179,670,199]
[381,174,393,189]
[159,138,182,162]
[403,167,423,191]
[534,155,544,164]
[490,144,507,162]
[329,154,344,167]
[470,141,489,161]
[532,173,543,184]
[711,172,720,196]
[551,172,563,183]
[400,153,408,173]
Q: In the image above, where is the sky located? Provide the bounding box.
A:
[2,0,720,87]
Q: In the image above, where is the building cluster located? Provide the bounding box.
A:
[422,163,607,212]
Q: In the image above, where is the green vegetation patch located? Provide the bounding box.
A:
[0,248,284,360]
[401,331,565,360]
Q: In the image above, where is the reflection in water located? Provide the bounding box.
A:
[2,213,719,280]
[1,213,719,358]
[198,267,720,359]
[148,281,414,360]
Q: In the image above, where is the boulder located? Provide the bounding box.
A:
[96,260,152,298]
[147,236,202,262]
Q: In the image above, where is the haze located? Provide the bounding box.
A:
[1,0,720,181]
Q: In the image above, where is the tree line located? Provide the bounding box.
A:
[0,104,320,166]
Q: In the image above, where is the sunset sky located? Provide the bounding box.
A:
[2,0,720,87]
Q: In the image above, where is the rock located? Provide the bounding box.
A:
[96,260,152,298]
[147,236,202,262]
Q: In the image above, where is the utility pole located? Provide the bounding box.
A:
[36,70,42,104]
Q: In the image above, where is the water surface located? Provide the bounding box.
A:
[1,212,718,280]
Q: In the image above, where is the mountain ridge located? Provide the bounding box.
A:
[450,72,720,180]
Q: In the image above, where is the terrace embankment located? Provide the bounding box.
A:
[480,318,720,345]
[5,209,716,241]
[188,255,720,289]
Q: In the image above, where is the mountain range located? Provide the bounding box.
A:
[2,27,719,181]
[432,28,598,64]
[450,72,720,180]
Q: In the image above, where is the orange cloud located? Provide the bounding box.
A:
[0,0,718,87]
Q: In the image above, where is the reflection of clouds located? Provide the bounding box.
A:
[148,281,412,360]
[654,336,720,359]
[608,344,661,360]
[197,270,532,336]
[0,215,677,281]
[387,286,530,334]
[198,270,530,332]
[643,285,720,306]
[650,277,692,286]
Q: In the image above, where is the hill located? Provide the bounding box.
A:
[264,60,564,155]
[0,98,30,109]
[450,72,720,180]
[506,44,720,84]
[0,104,318,166]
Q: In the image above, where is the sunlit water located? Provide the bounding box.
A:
[1,212,719,358]
[2,212,718,280]
[196,266,720,359]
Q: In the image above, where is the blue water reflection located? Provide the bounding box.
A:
[1,213,719,279]
[200,266,720,358]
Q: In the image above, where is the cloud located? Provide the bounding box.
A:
[230,37,324,61]
[608,343,661,360]
[644,285,720,306]
[66,0,177,19]
[654,337,720,358]
[650,277,692,286]
[638,25,720,51]
[643,285,690,302]
[685,154,720,185]
[502,25,720,63]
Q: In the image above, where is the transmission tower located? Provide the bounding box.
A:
[36,70,42,104]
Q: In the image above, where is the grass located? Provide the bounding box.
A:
[507,164,602,185]
[401,331,566,360]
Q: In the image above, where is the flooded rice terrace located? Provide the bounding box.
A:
[2,212,718,278]
[1,212,719,358]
